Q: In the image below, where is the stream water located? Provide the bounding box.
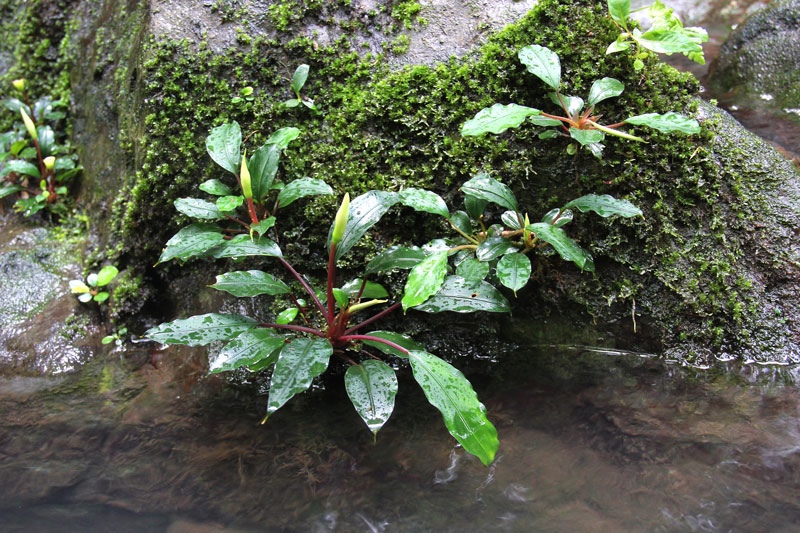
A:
[2,1,800,531]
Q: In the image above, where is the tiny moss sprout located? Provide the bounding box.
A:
[462,44,701,158]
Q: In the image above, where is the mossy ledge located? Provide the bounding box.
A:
[53,0,800,364]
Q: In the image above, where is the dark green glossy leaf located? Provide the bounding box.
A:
[361,330,425,357]
[569,128,605,146]
[248,144,280,201]
[174,198,223,220]
[518,44,561,90]
[461,174,518,212]
[461,103,540,136]
[497,253,531,294]
[563,194,643,218]
[449,210,472,235]
[464,194,488,221]
[0,185,23,199]
[526,222,594,271]
[145,313,257,346]
[329,190,399,260]
[209,329,285,373]
[276,177,333,208]
[345,360,398,435]
[406,349,499,466]
[332,288,349,309]
[291,64,310,95]
[341,278,389,299]
[402,250,449,311]
[266,337,333,417]
[550,93,584,116]
[211,270,290,297]
[36,126,54,157]
[541,207,573,227]
[399,188,449,218]
[413,276,511,313]
[608,0,631,26]
[157,224,225,264]
[456,257,490,284]
[206,122,241,174]
[207,234,283,259]
[476,236,516,261]
[365,245,427,275]
[250,216,276,237]
[0,160,40,179]
[501,210,523,230]
[624,112,700,134]
[587,77,624,106]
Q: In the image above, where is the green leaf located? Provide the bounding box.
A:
[216,195,243,212]
[497,253,531,294]
[0,185,23,199]
[361,330,425,357]
[209,329,285,374]
[607,0,631,26]
[145,313,257,346]
[207,234,283,259]
[341,278,389,299]
[476,236,516,261]
[267,337,333,416]
[345,361,398,435]
[399,188,449,218]
[0,160,40,179]
[69,280,90,294]
[211,270,291,297]
[624,112,700,134]
[456,257,490,284]
[587,143,605,159]
[275,308,298,325]
[301,99,316,110]
[95,265,119,287]
[569,128,605,146]
[365,245,427,275]
[413,276,511,313]
[36,126,54,157]
[526,222,594,271]
[206,122,242,174]
[550,93,584,116]
[563,194,643,218]
[402,250,449,311]
[157,224,225,264]
[461,173,518,212]
[632,28,702,54]
[284,99,300,108]
[606,39,631,54]
[332,288,349,310]
[248,144,280,202]
[329,190,399,260]
[250,217,276,237]
[529,115,563,127]
[266,127,301,149]
[87,273,98,287]
[461,103,541,136]
[291,64,310,95]
[464,194,487,221]
[174,198,223,220]
[542,208,574,227]
[518,44,561,90]
[449,211,472,235]
[93,292,110,303]
[587,77,624,106]
[276,177,333,208]
[406,350,499,466]
[501,210,522,230]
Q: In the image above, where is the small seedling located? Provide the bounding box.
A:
[283,64,316,111]
[102,327,128,346]
[70,265,119,303]
[231,86,254,104]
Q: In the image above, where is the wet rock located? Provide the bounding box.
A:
[709,0,800,111]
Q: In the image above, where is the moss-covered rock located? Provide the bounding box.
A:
[8,0,800,364]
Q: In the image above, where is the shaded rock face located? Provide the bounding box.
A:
[709,0,800,111]
[5,0,799,365]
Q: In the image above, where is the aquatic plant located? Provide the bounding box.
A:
[0,79,80,216]
[283,64,317,111]
[70,265,120,304]
[462,44,701,158]
[606,0,708,70]
[147,181,501,465]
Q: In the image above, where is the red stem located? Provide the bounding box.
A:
[326,243,337,328]
[246,197,259,225]
[277,257,328,321]
[343,301,402,335]
[259,323,325,337]
[339,334,409,356]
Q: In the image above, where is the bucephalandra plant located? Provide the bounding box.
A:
[146,189,503,465]
[606,0,708,70]
[461,44,701,158]
[283,64,317,111]
[0,78,80,216]
[70,265,119,303]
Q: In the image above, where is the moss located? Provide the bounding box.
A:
[90,0,798,363]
